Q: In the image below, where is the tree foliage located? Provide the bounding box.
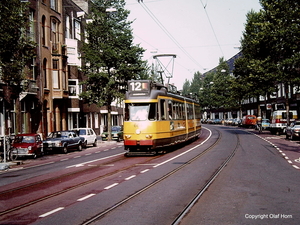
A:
[233,0,300,119]
[80,0,145,107]
[0,0,36,84]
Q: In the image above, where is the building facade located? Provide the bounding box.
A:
[0,0,123,138]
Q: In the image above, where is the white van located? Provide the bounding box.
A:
[269,110,297,134]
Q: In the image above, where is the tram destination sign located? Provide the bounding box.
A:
[128,80,151,96]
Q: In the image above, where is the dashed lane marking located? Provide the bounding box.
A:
[39,207,64,218]
[77,194,96,202]
[104,183,119,190]
[140,169,149,173]
[125,175,136,180]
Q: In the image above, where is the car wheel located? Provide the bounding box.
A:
[62,146,68,154]
[83,141,87,149]
[78,143,83,151]
[93,140,97,147]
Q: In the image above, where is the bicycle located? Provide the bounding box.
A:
[257,123,262,134]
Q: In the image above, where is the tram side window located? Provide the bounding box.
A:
[148,103,157,120]
[168,100,173,120]
[160,99,166,120]
[181,103,185,120]
[188,104,193,119]
[195,105,201,119]
[173,102,178,119]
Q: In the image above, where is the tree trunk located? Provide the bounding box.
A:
[107,104,112,141]
[284,83,290,126]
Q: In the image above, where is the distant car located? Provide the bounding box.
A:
[261,119,270,130]
[43,130,83,154]
[241,115,257,128]
[74,128,97,148]
[101,126,123,142]
[11,133,43,159]
[286,121,300,140]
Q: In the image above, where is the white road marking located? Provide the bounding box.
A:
[125,175,136,180]
[140,169,149,173]
[153,128,212,168]
[66,153,123,168]
[292,165,300,169]
[104,183,119,190]
[39,207,64,217]
[77,194,96,201]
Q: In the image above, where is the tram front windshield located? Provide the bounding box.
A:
[126,103,156,121]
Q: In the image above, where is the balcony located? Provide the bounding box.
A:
[19,80,38,100]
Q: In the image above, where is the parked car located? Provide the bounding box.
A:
[11,133,43,159]
[286,121,300,140]
[241,115,257,128]
[101,126,123,142]
[74,128,97,148]
[43,130,83,154]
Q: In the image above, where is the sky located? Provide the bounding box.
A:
[125,0,262,89]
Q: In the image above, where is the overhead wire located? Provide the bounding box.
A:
[138,1,204,70]
[199,0,224,56]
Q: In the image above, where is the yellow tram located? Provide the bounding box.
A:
[123,80,201,155]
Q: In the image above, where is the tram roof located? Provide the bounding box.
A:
[125,80,199,104]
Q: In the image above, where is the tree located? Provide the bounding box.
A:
[261,0,300,123]
[189,71,202,95]
[182,79,190,96]
[80,0,145,140]
[236,1,300,123]
[0,0,36,99]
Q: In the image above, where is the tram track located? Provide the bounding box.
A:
[171,128,240,225]
[0,151,161,217]
[81,127,222,225]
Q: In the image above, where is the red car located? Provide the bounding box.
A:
[11,133,43,159]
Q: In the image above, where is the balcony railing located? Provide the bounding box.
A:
[21,79,38,93]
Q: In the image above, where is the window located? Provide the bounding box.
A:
[28,10,35,42]
[68,79,82,98]
[168,100,173,120]
[52,60,59,89]
[160,99,166,120]
[125,103,157,121]
[50,0,57,11]
[74,20,81,40]
[43,58,47,88]
[51,19,59,52]
[42,16,46,45]
[65,15,71,39]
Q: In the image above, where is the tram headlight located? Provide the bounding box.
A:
[125,135,131,139]
[145,134,153,139]
[136,129,141,135]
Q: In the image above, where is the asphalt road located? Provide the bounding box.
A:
[1,125,300,225]
[180,125,300,225]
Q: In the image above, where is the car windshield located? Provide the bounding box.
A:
[112,127,121,132]
[48,132,69,138]
[14,136,35,143]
